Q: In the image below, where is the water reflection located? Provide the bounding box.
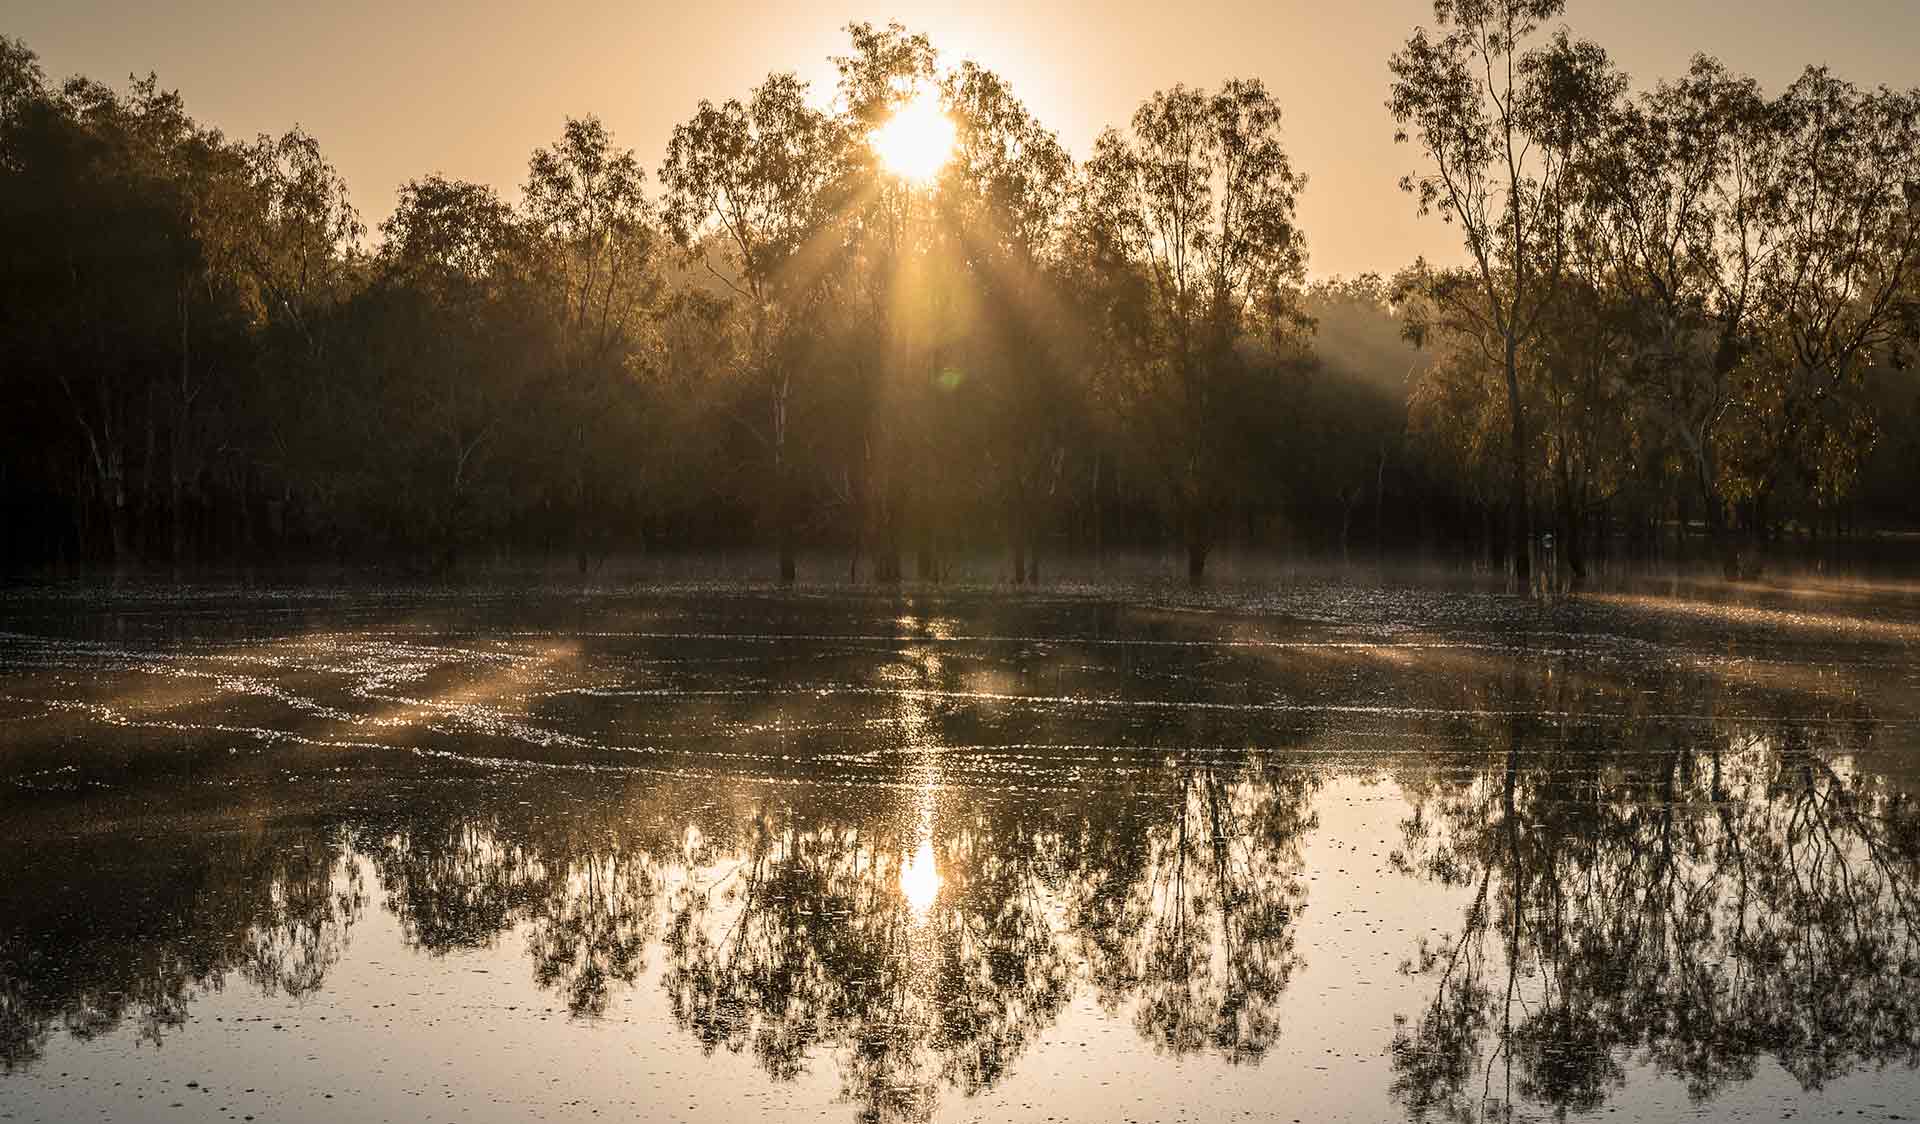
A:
[3,588,1920,1120]
[0,816,364,1072]
[4,731,1916,1119]
[1388,712,1920,1120]
[1065,761,1314,1062]
[901,837,941,917]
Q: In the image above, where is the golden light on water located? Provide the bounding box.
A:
[901,837,940,917]
[871,90,956,183]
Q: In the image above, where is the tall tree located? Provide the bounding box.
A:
[659,73,848,584]
[367,175,536,564]
[523,115,661,572]
[1732,72,1920,530]
[1084,79,1309,579]
[1582,58,1775,563]
[940,61,1075,582]
[1389,1,1619,583]
[833,20,944,582]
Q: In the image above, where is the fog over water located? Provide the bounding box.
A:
[2,578,1918,1123]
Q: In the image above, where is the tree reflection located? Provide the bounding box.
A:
[1389,697,1920,1121]
[649,755,1316,1121]
[659,803,1076,1122]
[0,757,1319,1118]
[1064,759,1315,1063]
[526,846,660,1015]
[0,816,362,1071]
[355,805,664,1017]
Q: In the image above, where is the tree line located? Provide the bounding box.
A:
[2,4,1917,583]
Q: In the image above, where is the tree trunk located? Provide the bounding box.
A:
[170,459,185,570]
[1553,444,1586,582]
[1373,446,1388,561]
[874,489,902,584]
[1502,338,1532,585]
[772,369,796,586]
[774,443,795,587]
[1185,507,1209,583]
[1091,453,1105,569]
[1187,537,1208,582]
[574,451,590,576]
[1564,507,1586,582]
[107,479,130,572]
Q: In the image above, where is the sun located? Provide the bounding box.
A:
[871,89,956,183]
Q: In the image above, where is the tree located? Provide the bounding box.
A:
[1581,57,1775,567]
[659,73,848,584]
[364,175,539,565]
[1730,73,1920,538]
[1389,1,1620,583]
[939,60,1074,582]
[1083,79,1309,579]
[523,115,662,572]
[831,20,945,582]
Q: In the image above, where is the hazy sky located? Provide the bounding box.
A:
[12,1,1917,278]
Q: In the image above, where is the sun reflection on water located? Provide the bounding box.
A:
[901,836,940,917]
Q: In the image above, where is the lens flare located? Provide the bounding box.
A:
[871,90,956,183]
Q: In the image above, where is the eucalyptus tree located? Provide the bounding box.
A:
[209,126,364,558]
[0,34,40,128]
[1728,72,1920,532]
[0,65,237,567]
[831,20,946,581]
[1584,62,1920,569]
[523,115,662,571]
[1389,1,1620,582]
[939,60,1074,582]
[832,19,938,133]
[236,127,363,346]
[659,72,848,584]
[1397,264,1526,563]
[1579,58,1775,560]
[364,175,540,563]
[1083,79,1309,579]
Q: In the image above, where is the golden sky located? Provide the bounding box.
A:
[14,1,1916,279]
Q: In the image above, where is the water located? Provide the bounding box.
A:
[2,580,1918,1123]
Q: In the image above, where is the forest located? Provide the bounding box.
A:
[3,1,1918,583]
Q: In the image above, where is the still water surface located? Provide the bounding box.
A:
[2,581,1918,1123]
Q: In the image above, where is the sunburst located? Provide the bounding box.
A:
[871,89,956,183]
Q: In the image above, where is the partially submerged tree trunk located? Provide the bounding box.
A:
[773,373,796,587]
[778,508,797,585]
[1373,445,1388,563]
[1339,488,1357,568]
[1503,338,1532,586]
[1185,504,1210,583]
[1552,437,1586,583]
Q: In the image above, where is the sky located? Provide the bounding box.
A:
[11,1,1917,279]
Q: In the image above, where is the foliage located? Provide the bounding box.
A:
[2,14,1919,581]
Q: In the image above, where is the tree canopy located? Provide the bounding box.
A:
[2,12,1917,583]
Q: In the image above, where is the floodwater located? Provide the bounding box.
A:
[2,579,1918,1124]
